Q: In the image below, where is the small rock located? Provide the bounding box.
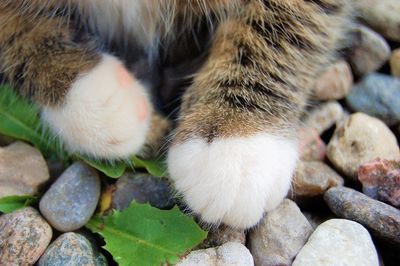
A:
[348,25,390,76]
[249,199,313,266]
[38,232,107,266]
[298,127,326,161]
[0,142,49,197]
[0,207,52,265]
[312,61,353,100]
[324,187,400,244]
[303,101,344,135]
[346,73,400,126]
[390,49,400,77]
[293,161,344,197]
[354,0,400,42]
[112,173,175,210]
[178,242,254,266]
[292,219,379,266]
[358,159,400,208]
[327,113,400,180]
[39,162,101,232]
[199,225,245,249]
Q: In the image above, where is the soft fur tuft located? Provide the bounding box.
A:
[167,133,298,229]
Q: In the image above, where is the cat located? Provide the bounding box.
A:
[0,0,350,228]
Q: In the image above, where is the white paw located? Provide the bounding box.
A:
[42,54,151,159]
[167,133,298,229]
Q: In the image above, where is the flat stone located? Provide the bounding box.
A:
[354,0,400,42]
[348,25,390,76]
[324,186,400,244]
[38,232,107,266]
[39,162,101,232]
[303,101,344,135]
[293,161,344,197]
[178,242,254,266]
[198,225,245,249]
[112,173,175,210]
[346,73,400,126]
[0,142,49,197]
[327,113,400,180]
[249,199,313,266]
[298,127,326,161]
[312,61,353,100]
[0,207,52,265]
[358,159,400,207]
[390,49,400,77]
[292,219,379,266]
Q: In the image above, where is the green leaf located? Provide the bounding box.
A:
[131,156,167,177]
[75,154,127,178]
[86,203,207,266]
[0,195,37,213]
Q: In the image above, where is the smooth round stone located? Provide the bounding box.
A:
[0,207,52,265]
[391,49,400,77]
[303,101,344,135]
[293,161,344,197]
[293,219,379,266]
[346,73,400,126]
[177,242,254,266]
[354,0,400,42]
[324,187,400,244]
[327,113,400,180]
[312,61,353,100]
[38,232,107,266]
[0,142,49,197]
[249,199,313,266]
[39,162,101,232]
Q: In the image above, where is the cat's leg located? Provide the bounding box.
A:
[0,4,151,158]
[168,0,351,228]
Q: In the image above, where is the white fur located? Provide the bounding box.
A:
[42,54,151,159]
[168,133,298,229]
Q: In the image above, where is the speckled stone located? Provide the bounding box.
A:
[249,199,313,266]
[303,101,344,135]
[312,61,353,100]
[38,233,107,266]
[327,113,400,180]
[346,73,400,126]
[324,187,400,244]
[293,161,344,197]
[293,219,379,266]
[298,127,326,161]
[348,25,390,76]
[39,162,101,232]
[112,173,175,210]
[0,142,49,197]
[0,207,52,265]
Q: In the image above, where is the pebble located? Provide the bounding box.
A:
[303,101,344,135]
[38,232,107,266]
[348,25,390,76]
[111,173,175,210]
[0,142,49,197]
[298,127,326,161]
[324,186,400,244]
[346,73,400,126]
[390,49,400,77]
[177,242,254,266]
[0,207,52,265]
[198,225,245,249]
[293,161,344,197]
[327,113,400,180]
[292,219,379,266]
[249,199,313,266]
[354,0,400,42]
[312,61,353,100]
[39,162,101,232]
[358,159,400,208]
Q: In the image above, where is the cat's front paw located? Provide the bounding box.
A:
[168,134,298,229]
[42,54,151,159]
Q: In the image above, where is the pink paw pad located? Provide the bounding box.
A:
[116,64,134,88]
